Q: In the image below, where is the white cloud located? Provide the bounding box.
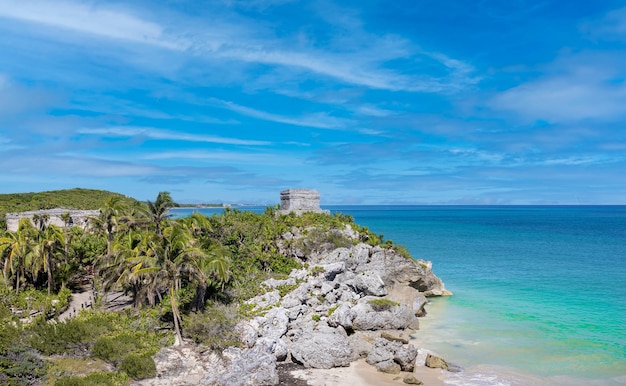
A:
[490,57,626,123]
[211,98,352,129]
[0,0,184,49]
[78,127,271,146]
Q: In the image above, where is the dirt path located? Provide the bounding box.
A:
[58,287,133,321]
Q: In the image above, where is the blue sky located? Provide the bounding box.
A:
[1,0,625,205]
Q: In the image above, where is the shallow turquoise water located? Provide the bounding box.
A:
[172,205,626,384]
[327,205,626,384]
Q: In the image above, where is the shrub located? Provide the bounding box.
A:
[183,304,241,350]
[327,305,339,316]
[0,344,47,386]
[121,352,156,380]
[54,371,128,386]
[276,283,299,298]
[368,298,400,312]
[311,314,321,322]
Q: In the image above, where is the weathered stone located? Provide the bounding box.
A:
[348,272,387,296]
[256,307,289,340]
[246,290,281,309]
[137,346,223,386]
[380,331,409,344]
[235,320,258,348]
[394,344,418,372]
[403,374,424,385]
[386,285,428,317]
[254,337,289,362]
[321,262,346,281]
[290,328,353,369]
[366,338,401,365]
[263,277,296,289]
[376,359,401,374]
[327,302,355,330]
[216,345,279,386]
[5,208,99,232]
[425,353,449,370]
[352,298,417,331]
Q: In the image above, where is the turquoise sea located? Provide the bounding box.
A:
[172,205,626,385]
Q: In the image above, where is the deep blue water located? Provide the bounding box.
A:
[171,206,626,384]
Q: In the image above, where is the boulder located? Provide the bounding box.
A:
[256,307,289,340]
[246,290,281,309]
[327,302,355,330]
[254,337,289,362]
[352,298,418,331]
[215,345,279,386]
[290,327,353,369]
[347,272,387,296]
[366,337,418,374]
[424,353,448,370]
[138,346,223,386]
[403,375,424,385]
[394,344,418,372]
[375,359,401,374]
[263,277,296,289]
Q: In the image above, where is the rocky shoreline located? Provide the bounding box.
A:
[136,224,454,386]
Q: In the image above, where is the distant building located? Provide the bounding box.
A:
[277,189,329,215]
[5,208,99,232]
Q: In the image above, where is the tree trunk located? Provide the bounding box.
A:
[192,283,207,311]
[46,250,55,295]
[170,285,183,346]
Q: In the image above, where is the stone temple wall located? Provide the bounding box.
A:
[277,189,329,215]
[5,208,100,232]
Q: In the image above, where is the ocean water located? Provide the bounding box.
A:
[171,206,626,385]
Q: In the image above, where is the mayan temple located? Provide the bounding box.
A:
[277,189,329,215]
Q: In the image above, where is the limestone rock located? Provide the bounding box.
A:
[425,353,449,370]
[403,374,424,385]
[394,344,418,372]
[352,298,418,331]
[256,307,289,340]
[347,272,387,296]
[327,302,355,330]
[376,359,401,374]
[254,337,289,362]
[215,345,279,386]
[290,327,353,369]
[246,290,281,309]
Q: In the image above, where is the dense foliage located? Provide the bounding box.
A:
[0,189,402,385]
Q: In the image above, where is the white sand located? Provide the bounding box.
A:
[290,359,446,386]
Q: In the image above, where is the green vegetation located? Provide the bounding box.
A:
[0,188,137,217]
[0,189,408,385]
[368,298,400,312]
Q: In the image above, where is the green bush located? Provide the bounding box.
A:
[0,344,47,386]
[368,298,400,312]
[54,371,128,386]
[311,314,321,322]
[182,304,241,350]
[121,352,156,380]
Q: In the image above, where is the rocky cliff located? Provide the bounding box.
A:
[136,223,451,386]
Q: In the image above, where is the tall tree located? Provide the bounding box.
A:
[0,218,36,293]
[146,192,174,237]
[33,224,65,295]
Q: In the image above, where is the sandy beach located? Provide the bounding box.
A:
[288,359,446,386]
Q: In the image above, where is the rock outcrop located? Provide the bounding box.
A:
[144,221,451,385]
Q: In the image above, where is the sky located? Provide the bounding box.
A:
[1,0,625,205]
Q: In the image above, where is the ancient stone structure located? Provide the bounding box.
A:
[5,208,100,232]
[277,189,329,215]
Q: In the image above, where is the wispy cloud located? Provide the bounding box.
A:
[0,0,184,49]
[211,98,351,129]
[490,54,626,123]
[78,127,271,146]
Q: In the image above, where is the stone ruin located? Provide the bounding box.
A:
[5,208,100,232]
[277,189,329,215]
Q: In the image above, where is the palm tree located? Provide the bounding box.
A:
[146,192,174,237]
[33,224,65,295]
[91,196,128,257]
[190,243,231,311]
[147,222,203,345]
[0,218,37,293]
